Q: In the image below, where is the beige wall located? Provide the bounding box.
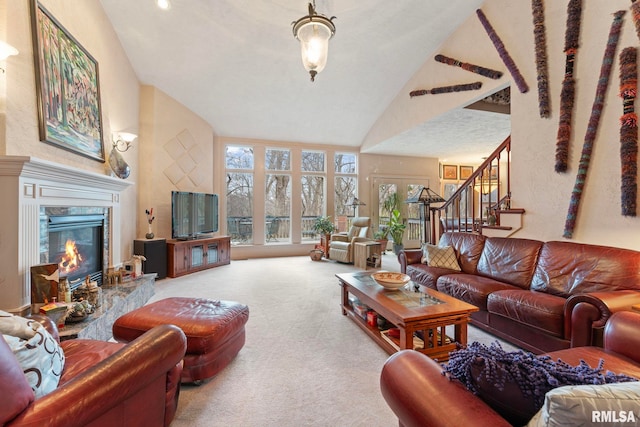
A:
[365,0,640,250]
[138,85,215,240]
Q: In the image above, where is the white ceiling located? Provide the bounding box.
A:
[99,0,510,163]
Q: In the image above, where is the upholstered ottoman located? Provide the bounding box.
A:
[112,297,249,383]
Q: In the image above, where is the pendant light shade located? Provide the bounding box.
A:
[292,2,336,82]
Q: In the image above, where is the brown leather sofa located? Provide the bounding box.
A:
[2,315,186,427]
[399,232,640,353]
[380,311,640,427]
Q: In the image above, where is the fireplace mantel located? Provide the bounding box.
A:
[0,156,133,315]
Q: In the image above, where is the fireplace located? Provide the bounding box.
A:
[42,211,108,289]
[0,156,131,314]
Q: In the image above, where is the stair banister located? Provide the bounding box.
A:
[431,135,511,243]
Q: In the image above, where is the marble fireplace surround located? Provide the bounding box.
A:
[0,156,132,314]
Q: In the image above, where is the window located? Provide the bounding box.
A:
[334,152,356,174]
[266,148,290,171]
[265,149,291,243]
[334,176,356,217]
[301,150,326,240]
[223,144,357,246]
[225,145,254,169]
[226,145,254,244]
[302,150,325,172]
[334,152,358,222]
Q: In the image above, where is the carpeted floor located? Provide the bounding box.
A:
[152,252,516,427]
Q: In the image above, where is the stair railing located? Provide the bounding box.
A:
[429,135,511,243]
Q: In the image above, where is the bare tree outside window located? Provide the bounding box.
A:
[224,146,358,245]
[226,145,254,243]
[301,176,325,217]
[225,146,254,169]
[302,151,325,172]
[266,148,290,171]
[335,176,356,217]
[301,150,327,240]
[334,152,356,174]
[265,148,291,242]
[334,153,358,227]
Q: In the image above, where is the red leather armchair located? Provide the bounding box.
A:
[380,311,640,427]
[1,315,186,427]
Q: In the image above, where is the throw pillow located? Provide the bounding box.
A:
[527,382,640,427]
[421,244,461,271]
[443,341,638,426]
[0,311,65,398]
[0,310,37,339]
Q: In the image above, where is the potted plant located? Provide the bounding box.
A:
[309,247,324,261]
[373,228,389,253]
[312,216,337,257]
[387,209,406,255]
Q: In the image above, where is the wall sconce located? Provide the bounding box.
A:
[112,132,137,152]
[0,40,19,73]
[292,1,336,82]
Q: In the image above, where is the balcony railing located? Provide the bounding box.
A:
[227,216,358,244]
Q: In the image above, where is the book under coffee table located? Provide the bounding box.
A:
[336,271,478,361]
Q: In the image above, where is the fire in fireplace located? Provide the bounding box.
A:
[46,213,106,289]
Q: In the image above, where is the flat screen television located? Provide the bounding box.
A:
[171,191,219,240]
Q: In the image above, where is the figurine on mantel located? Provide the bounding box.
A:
[126,255,146,278]
[73,275,102,309]
[66,299,94,323]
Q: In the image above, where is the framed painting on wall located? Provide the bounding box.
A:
[459,166,473,180]
[443,165,457,180]
[31,0,105,162]
[481,165,499,179]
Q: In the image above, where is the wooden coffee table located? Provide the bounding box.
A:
[337,271,478,361]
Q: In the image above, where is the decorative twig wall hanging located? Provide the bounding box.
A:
[631,0,640,42]
[476,9,529,94]
[434,54,503,79]
[555,0,583,173]
[619,46,638,217]
[531,0,550,118]
[409,82,482,98]
[563,10,626,239]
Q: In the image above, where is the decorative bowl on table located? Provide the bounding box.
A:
[372,272,411,290]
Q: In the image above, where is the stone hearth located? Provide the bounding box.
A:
[60,274,155,341]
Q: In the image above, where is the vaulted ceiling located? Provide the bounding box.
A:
[100,0,510,162]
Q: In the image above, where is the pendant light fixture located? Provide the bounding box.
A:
[292,1,336,82]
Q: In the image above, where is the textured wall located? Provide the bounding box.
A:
[138,86,215,240]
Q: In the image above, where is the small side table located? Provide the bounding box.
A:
[354,241,382,270]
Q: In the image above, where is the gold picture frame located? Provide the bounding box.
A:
[31,0,105,162]
[459,166,473,180]
[443,165,458,180]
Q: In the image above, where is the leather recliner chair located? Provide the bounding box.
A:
[328,217,372,263]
